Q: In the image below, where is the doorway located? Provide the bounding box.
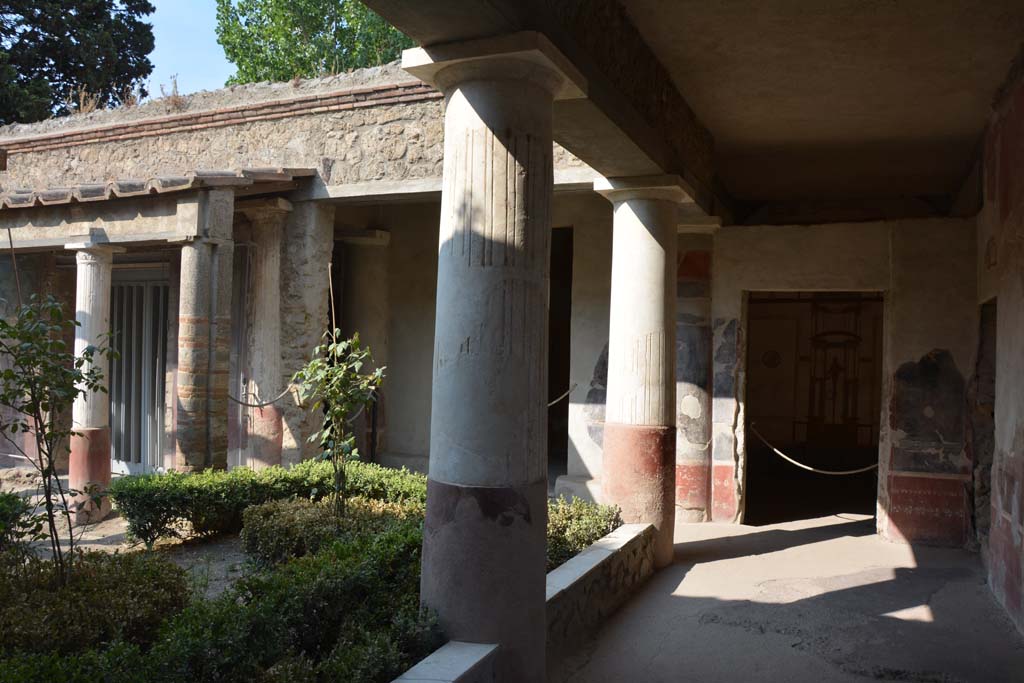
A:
[547,227,573,489]
[744,292,883,525]
[109,267,170,475]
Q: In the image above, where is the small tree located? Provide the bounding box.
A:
[215,0,414,85]
[293,330,383,518]
[0,295,109,584]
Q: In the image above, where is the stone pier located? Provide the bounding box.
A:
[675,235,713,523]
[596,175,691,568]
[66,243,121,525]
[244,199,291,469]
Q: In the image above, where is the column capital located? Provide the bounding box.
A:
[594,174,694,204]
[236,196,293,226]
[402,30,586,100]
[65,242,126,263]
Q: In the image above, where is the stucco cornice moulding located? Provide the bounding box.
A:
[402,31,587,100]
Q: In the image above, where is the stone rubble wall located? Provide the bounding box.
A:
[393,523,656,682]
[0,63,586,191]
[545,523,656,675]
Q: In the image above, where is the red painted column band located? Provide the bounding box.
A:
[69,427,112,523]
[603,422,675,566]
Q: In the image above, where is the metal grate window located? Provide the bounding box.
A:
[109,276,169,474]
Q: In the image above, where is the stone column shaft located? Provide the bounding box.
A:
[208,240,234,468]
[412,57,563,682]
[176,239,212,470]
[597,176,690,568]
[67,243,122,525]
[175,190,234,472]
[246,208,287,468]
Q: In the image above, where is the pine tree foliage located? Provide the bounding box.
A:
[0,1,155,125]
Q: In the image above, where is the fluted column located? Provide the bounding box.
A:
[597,175,691,568]
[403,39,577,680]
[66,243,122,525]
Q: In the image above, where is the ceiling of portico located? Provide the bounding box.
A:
[621,0,1024,202]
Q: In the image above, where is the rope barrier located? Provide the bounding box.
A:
[749,423,878,476]
[228,386,367,424]
[227,385,293,408]
[547,383,577,408]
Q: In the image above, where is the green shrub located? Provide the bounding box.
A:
[109,459,426,548]
[0,641,147,683]
[149,522,441,683]
[546,497,623,571]
[242,496,423,567]
[0,551,189,656]
[0,490,41,556]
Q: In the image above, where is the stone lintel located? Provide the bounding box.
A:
[402,30,587,100]
[334,227,391,247]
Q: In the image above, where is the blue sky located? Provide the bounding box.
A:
[147,0,235,96]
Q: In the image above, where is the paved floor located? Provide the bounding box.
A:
[556,514,1024,683]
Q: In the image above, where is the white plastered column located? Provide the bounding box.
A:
[403,33,584,682]
[66,242,123,525]
[244,200,290,469]
[596,175,692,568]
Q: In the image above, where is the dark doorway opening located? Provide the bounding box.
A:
[970,299,997,547]
[548,227,573,490]
[744,292,883,525]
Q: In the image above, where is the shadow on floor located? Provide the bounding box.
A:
[555,515,1024,683]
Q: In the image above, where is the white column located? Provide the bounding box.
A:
[596,175,691,568]
[246,201,289,468]
[66,242,122,525]
[404,35,580,681]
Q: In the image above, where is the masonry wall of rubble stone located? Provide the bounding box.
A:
[0,65,585,191]
[980,60,1024,635]
[545,524,656,677]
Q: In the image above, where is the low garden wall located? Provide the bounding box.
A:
[392,522,657,683]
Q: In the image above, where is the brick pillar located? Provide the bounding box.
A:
[176,190,234,471]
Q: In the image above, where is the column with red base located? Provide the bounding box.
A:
[597,175,691,568]
[66,243,122,525]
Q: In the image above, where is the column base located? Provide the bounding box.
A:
[249,405,284,469]
[603,422,675,567]
[69,428,112,527]
[421,477,547,682]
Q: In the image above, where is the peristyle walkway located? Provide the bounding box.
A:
[555,515,1024,682]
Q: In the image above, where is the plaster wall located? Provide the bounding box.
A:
[335,194,611,476]
[709,219,977,541]
[337,202,440,472]
[979,68,1024,634]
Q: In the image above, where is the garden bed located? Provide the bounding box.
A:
[0,461,622,683]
